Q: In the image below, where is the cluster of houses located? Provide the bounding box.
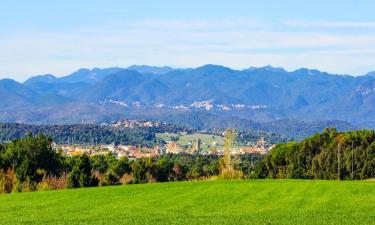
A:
[101,119,162,128]
[238,137,270,155]
[56,136,273,159]
[58,144,162,159]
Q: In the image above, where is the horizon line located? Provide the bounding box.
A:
[2,64,373,83]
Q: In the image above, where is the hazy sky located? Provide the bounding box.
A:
[1,0,375,81]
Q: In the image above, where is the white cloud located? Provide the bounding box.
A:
[283,19,375,28]
[1,18,375,81]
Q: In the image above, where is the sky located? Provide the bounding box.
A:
[1,0,375,81]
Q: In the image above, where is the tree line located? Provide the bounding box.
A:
[0,133,263,193]
[1,128,374,194]
[257,128,375,179]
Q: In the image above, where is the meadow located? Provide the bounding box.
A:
[0,180,374,225]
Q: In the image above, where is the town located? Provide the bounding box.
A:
[56,133,274,159]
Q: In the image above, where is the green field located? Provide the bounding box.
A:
[0,180,374,225]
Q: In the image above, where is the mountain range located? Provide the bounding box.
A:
[1,64,375,137]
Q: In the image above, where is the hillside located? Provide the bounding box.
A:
[0,122,190,145]
[0,180,374,225]
[1,65,375,132]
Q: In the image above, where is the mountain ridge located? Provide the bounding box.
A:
[1,65,375,135]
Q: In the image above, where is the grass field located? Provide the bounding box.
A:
[0,180,374,225]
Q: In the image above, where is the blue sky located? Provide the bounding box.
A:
[1,0,375,80]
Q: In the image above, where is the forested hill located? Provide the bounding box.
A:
[0,122,290,145]
[1,65,375,129]
[0,123,187,146]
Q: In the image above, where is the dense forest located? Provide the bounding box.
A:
[258,128,375,180]
[0,123,188,146]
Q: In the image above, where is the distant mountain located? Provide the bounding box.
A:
[24,74,57,85]
[24,80,90,99]
[23,68,125,98]
[127,65,175,75]
[0,79,37,108]
[244,65,287,73]
[365,71,375,78]
[80,70,151,102]
[58,67,124,84]
[1,64,375,136]
[24,65,176,87]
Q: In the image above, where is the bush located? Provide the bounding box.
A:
[0,169,17,193]
[218,168,244,180]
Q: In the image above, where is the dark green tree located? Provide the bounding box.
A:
[132,158,153,184]
[67,154,98,188]
[0,134,62,191]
